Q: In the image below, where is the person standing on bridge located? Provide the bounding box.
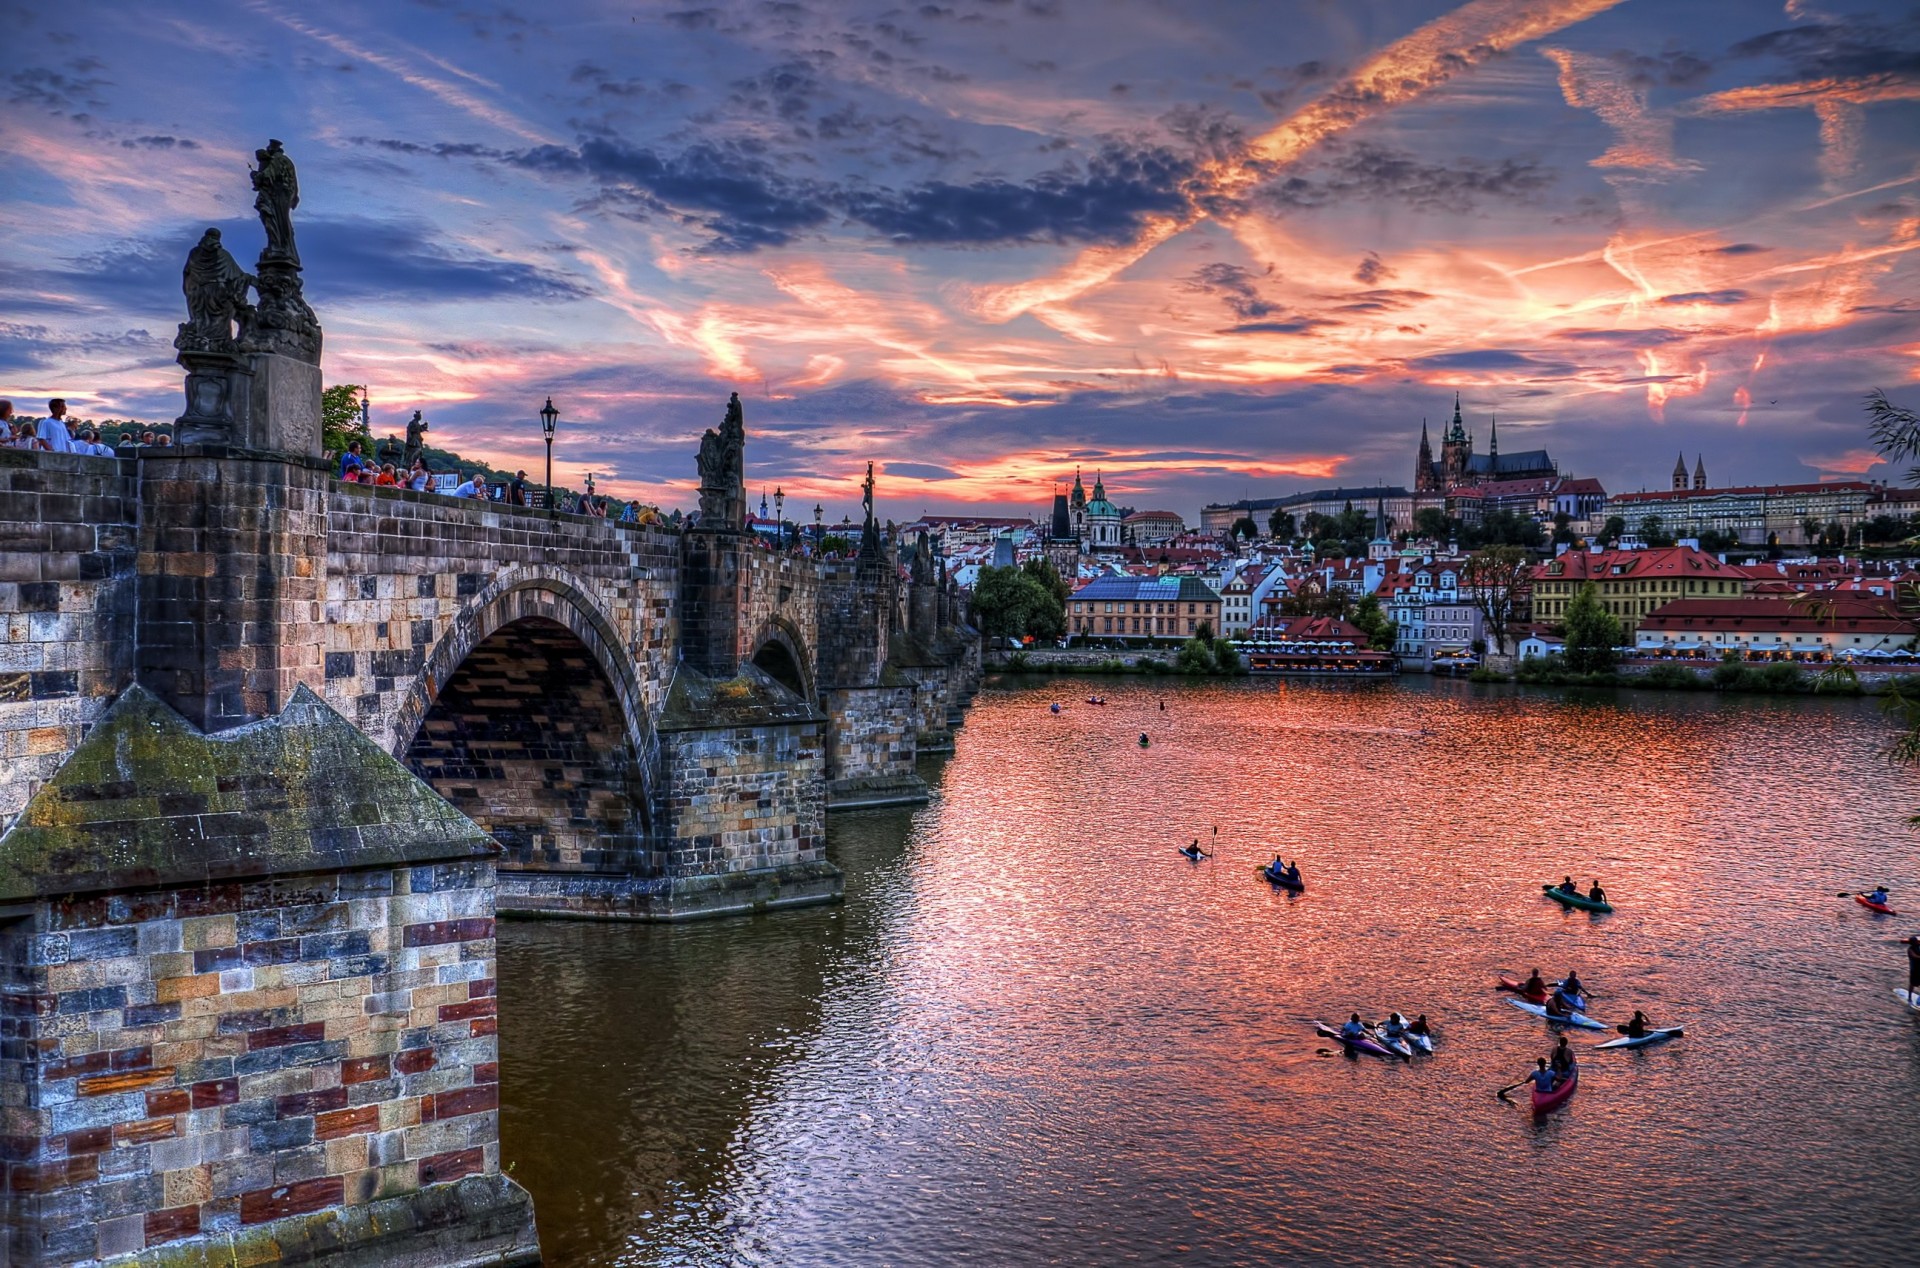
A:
[509,470,530,507]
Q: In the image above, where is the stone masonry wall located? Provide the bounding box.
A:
[661,719,826,878]
[0,453,138,827]
[1,861,526,1266]
[822,683,924,806]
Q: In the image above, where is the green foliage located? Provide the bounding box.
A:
[971,565,1066,641]
[1003,651,1031,672]
[1638,663,1703,691]
[1231,516,1259,541]
[1601,515,1627,545]
[1813,666,1865,696]
[322,384,370,460]
[1462,544,1528,654]
[1637,515,1676,548]
[1696,528,1740,554]
[1174,635,1243,676]
[1020,556,1071,610]
[1411,507,1453,542]
[1709,660,1809,694]
[1459,510,1544,551]
[819,533,853,555]
[1268,509,1296,540]
[1562,582,1620,674]
[1350,593,1397,651]
[1467,666,1510,683]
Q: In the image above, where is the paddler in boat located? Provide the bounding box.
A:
[1619,1010,1652,1039]
[1868,886,1891,907]
[1528,1057,1558,1095]
[1906,936,1919,997]
[1559,874,1577,895]
[1181,839,1203,861]
[1561,969,1586,1001]
[1549,1035,1576,1081]
[1340,1014,1368,1041]
[1588,879,1607,905]
[1523,968,1549,997]
[1409,1014,1433,1040]
[1381,1012,1409,1043]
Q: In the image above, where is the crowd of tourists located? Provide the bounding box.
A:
[2,399,162,454]
[335,439,620,518]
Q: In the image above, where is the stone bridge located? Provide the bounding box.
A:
[0,429,978,924]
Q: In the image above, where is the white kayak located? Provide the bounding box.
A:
[1507,997,1608,1031]
[1371,1028,1413,1058]
[1393,1011,1434,1053]
[1594,1026,1684,1051]
[1897,988,1920,1011]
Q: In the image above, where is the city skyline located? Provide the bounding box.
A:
[3,0,1919,518]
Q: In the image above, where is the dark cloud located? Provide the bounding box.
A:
[1261,142,1555,215]
[7,61,110,118]
[1606,47,1712,86]
[1709,242,1770,255]
[120,135,199,150]
[885,461,961,480]
[1181,262,1277,320]
[1352,251,1392,285]
[1225,318,1338,335]
[1558,327,1693,346]
[662,8,722,30]
[1659,289,1748,305]
[1732,16,1920,81]
[1404,350,1576,374]
[1327,288,1431,314]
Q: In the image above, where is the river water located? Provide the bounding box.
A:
[499,676,1919,1266]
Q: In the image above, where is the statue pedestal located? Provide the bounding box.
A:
[174,347,253,446]
[247,350,322,453]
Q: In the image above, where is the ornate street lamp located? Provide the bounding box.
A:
[539,397,559,516]
[813,502,823,550]
[774,486,785,550]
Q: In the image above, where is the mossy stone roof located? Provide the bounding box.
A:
[0,684,494,901]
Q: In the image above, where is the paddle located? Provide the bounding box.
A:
[1495,1075,1532,1101]
[1836,888,1894,897]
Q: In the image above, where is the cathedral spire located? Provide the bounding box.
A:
[1694,453,1707,491]
[1489,414,1499,458]
[1446,392,1467,443]
[1673,451,1688,491]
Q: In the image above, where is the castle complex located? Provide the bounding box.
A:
[1414,393,1558,492]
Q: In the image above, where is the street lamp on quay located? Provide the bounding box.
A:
[539,397,559,516]
[774,487,785,550]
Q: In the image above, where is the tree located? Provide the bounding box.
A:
[322,384,370,459]
[1600,515,1626,545]
[1802,516,1823,545]
[1411,507,1452,542]
[1562,581,1621,674]
[1268,509,1296,540]
[818,533,852,555]
[1462,545,1529,655]
[1230,516,1258,541]
[971,565,1064,642]
[1551,512,1576,546]
[1350,593,1397,652]
[1637,515,1676,548]
[1698,528,1739,555]
[1021,556,1071,612]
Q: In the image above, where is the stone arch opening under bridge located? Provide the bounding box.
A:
[397,571,655,875]
[748,616,815,704]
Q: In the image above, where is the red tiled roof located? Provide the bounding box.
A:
[1640,595,1907,631]
[1537,546,1742,581]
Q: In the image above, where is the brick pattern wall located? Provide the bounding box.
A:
[743,552,820,687]
[407,617,648,874]
[823,684,919,788]
[661,719,826,875]
[2,862,504,1265]
[136,451,329,735]
[0,453,137,825]
[322,482,679,757]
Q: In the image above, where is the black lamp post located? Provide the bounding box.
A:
[539,397,559,515]
[813,502,823,550]
[774,486,785,550]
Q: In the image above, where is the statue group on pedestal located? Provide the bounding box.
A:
[173,138,322,443]
[695,391,747,525]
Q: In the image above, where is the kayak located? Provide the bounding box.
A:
[1406,1029,1435,1055]
[1897,988,1919,1010]
[1178,849,1208,862]
[1372,1028,1413,1059]
[1507,998,1608,1031]
[1315,1023,1394,1059]
[1260,866,1305,891]
[1552,987,1589,1013]
[1594,1027,1684,1051]
[1532,1068,1578,1115]
[1544,884,1613,913]
[1497,976,1549,1004]
[1855,895,1898,915]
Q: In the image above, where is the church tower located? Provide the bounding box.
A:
[1693,454,1707,491]
[1069,467,1088,541]
[1415,419,1436,493]
[1488,415,1499,460]
[1673,452,1688,492]
[1440,393,1472,488]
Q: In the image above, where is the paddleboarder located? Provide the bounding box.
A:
[1907,936,1919,996]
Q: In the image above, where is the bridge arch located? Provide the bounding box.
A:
[747,616,816,704]
[395,566,657,873]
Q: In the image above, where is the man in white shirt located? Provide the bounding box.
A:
[38,399,75,454]
[451,473,484,499]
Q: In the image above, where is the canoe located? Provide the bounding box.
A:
[1315,1023,1394,1058]
[1855,895,1898,915]
[1507,997,1608,1031]
[1544,884,1613,913]
[1532,1068,1578,1115]
[1897,988,1919,1011]
[1594,1027,1684,1051]
[1497,976,1549,1004]
[1260,866,1305,891]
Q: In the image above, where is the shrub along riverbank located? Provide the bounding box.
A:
[1468,658,1869,696]
[996,636,1246,677]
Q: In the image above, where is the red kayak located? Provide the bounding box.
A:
[1498,975,1549,1004]
[1855,895,1898,915]
[1532,1068,1577,1115]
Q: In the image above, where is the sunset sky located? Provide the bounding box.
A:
[3,0,1918,520]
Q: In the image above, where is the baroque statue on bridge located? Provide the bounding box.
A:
[404,409,428,462]
[251,138,301,265]
[174,228,255,354]
[696,392,747,525]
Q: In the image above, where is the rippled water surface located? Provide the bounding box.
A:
[499,677,1920,1266]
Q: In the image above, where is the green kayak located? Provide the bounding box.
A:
[1543,883,1613,913]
